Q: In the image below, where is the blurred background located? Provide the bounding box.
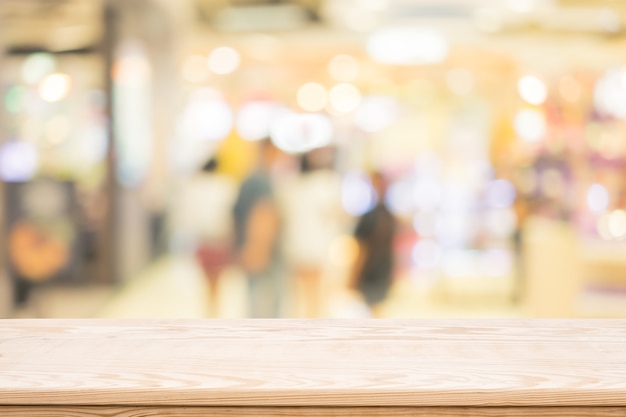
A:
[1,0,626,319]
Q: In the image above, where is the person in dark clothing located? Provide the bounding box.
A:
[349,172,397,317]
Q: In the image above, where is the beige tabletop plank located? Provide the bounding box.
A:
[1,319,625,407]
[2,406,626,417]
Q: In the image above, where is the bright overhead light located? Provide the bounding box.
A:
[367,28,448,65]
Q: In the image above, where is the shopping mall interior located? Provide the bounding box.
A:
[1,0,626,319]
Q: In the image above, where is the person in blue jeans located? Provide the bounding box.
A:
[233,139,284,318]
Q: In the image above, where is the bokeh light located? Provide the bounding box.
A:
[435,213,474,247]
[39,73,71,102]
[385,180,414,215]
[329,83,361,113]
[594,67,626,120]
[21,53,56,85]
[609,210,626,239]
[518,75,547,105]
[0,141,38,182]
[236,101,282,141]
[413,180,442,212]
[297,82,328,112]
[208,47,240,75]
[514,108,546,142]
[270,112,333,153]
[586,183,610,214]
[180,88,233,142]
[5,86,26,113]
[440,185,477,212]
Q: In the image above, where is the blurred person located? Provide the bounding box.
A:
[512,196,529,304]
[282,148,344,317]
[349,172,397,317]
[170,157,237,317]
[233,139,284,318]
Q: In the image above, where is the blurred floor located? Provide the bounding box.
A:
[96,256,247,318]
[10,252,626,319]
[10,284,115,319]
[91,255,523,319]
[4,257,523,319]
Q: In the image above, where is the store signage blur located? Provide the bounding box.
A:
[212,3,314,32]
[0,0,102,53]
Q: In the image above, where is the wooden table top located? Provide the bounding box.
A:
[1,319,625,407]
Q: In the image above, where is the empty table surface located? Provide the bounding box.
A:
[1,319,626,409]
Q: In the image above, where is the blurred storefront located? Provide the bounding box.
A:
[2,0,626,318]
[0,0,111,311]
[0,0,178,313]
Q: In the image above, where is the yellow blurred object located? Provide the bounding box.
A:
[215,131,259,181]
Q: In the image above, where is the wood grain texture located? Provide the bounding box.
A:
[1,319,626,407]
[2,406,626,417]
